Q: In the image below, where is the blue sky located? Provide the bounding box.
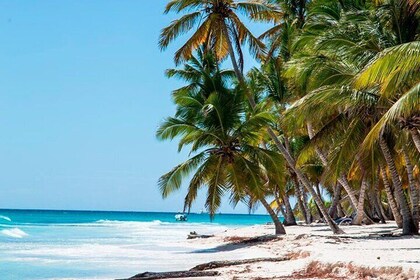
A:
[0,1,270,213]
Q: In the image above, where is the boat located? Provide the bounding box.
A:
[175,213,187,221]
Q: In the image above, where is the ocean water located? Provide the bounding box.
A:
[0,209,275,280]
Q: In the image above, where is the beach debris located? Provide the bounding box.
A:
[123,270,220,279]
[122,256,292,279]
[285,250,310,260]
[223,234,281,244]
[368,231,399,238]
[292,261,419,279]
[191,256,291,271]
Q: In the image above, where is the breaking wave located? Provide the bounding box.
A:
[0,215,12,222]
[1,228,28,238]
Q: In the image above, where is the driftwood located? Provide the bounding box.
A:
[121,256,291,279]
[125,270,219,279]
[223,234,281,244]
[191,256,291,271]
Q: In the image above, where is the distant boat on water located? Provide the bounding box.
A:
[174,213,187,221]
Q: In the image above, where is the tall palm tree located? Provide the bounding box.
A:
[159,0,280,81]
[157,53,287,234]
[160,0,344,234]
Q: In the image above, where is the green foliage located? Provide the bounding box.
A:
[159,0,420,228]
[157,53,286,216]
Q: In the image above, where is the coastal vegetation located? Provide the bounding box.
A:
[157,0,420,235]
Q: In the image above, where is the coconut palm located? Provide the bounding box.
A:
[159,0,280,80]
[157,53,287,234]
[355,42,420,153]
[281,0,420,234]
[160,0,345,234]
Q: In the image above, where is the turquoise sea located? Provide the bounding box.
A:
[0,209,275,280]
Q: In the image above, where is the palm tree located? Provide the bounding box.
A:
[157,53,287,234]
[160,0,345,234]
[355,41,420,153]
[281,0,420,234]
[159,0,279,81]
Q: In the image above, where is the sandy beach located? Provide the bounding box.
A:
[127,222,420,280]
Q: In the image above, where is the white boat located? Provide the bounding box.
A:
[175,213,187,221]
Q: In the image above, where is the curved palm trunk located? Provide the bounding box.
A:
[337,176,358,211]
[379,138,417,235]
[353,177,368,225]
[306,123,359,211]
[268,129,344,233]
[283,193,297,225]
[222,22,343,234]
[380,164,403,227]
[402,148,419,232]
[307,123,374,225]
[260,197,286,235]
[410,129,420,154]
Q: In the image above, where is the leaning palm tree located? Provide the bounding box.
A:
[160,0,344,234]
[355,41,420,153]
[157,53,287,234]
[281,0,420,234]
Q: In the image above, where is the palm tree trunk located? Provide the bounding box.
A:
[260,197,286,235]
[274,188,283,211]
[307,123,374,224]
[315,184,324,203]
[283,193,297,225]
[329,184,342,219]
[268,129,344,233]
[377,196,389,221]
[371,180,387,223]
[337,176,358,211]
[402,148,419,232]
[353,177,368,225]
[379,138,417,235]
[278,204,286,220]
[368,190,384,223]
[306,123,359,211]
[301,185,312,224]
[410,129,420,154]
[337,202,345,217]
[222,22,343,234]
[380,164,402,227]
[293,175,311,224]
[373,174,389,221]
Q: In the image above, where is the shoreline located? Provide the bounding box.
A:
[125,222,420,279]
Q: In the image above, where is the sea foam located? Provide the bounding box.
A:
[1,228,28,238]
[0,215,12,222]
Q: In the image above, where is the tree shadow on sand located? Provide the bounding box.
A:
[191,235,282,253]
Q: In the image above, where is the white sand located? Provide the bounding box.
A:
[174,222,420,279]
